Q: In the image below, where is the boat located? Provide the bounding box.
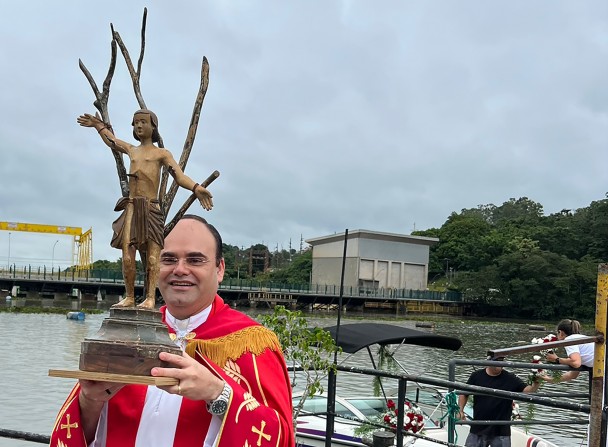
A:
[294,322,561,447]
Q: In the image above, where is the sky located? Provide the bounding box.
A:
[0,1,606,269]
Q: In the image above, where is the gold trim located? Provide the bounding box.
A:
[52,386,79,433]
[186,326,281,367]
[253,355,269,406]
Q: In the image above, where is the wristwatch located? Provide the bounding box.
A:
[206,382,232,416]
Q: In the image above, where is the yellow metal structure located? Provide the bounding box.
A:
[0,221,93,270]
[589,263,607,447]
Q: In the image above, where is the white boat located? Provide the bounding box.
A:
[294,392,558,447]
[293,323,561,447]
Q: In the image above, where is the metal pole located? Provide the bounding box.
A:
[324,229,348,447]
[7,232,10,271]
[51,240,59,270]
[591,263,608,447]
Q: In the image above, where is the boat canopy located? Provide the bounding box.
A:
[324,323,462,353]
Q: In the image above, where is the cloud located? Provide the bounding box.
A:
[0,0,606,269]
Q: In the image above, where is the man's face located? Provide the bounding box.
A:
[158,219,225,319]
[133,113,153,140]
[487,358,505,375]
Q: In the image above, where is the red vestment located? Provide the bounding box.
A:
[50,296,294,446]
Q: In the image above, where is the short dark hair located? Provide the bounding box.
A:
[180,214,223,265]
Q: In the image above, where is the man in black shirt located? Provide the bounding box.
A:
[458,357,541,446]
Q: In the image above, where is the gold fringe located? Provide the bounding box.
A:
[185,326,282,367]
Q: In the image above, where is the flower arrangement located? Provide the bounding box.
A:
[382,399,425,434]
[529,334,562,383]
[527,354,544,385]
[354,398,426,439]
[531,333,557,355]
[511,402,522,420]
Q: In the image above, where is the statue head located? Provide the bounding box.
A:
[132,109,160,143]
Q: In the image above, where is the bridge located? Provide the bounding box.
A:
[0,266,467,315]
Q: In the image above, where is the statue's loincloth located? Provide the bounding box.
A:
[111,197,164,250]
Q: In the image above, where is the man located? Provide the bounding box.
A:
[458,357,540,447]
[77,110,213,309]
[50,216,294,446]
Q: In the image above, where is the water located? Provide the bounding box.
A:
[0,309,589,447]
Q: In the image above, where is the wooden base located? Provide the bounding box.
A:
[79,307,182,375]
[48,369,178,386]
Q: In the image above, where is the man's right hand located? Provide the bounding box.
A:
[78,379,124,443]
[79,379,123,405]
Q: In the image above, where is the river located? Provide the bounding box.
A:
[0,305,589,447]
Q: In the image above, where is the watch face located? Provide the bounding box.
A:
[211,399,228,415]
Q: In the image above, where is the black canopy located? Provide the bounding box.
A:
[324,323,462,354]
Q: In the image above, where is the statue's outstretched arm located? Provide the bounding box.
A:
[163,152,213,211]
[77,113,131,154]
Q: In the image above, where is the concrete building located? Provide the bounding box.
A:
[306,229,438,292]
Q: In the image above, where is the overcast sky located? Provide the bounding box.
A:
[0,1,606,269]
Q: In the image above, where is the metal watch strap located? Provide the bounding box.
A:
[206,382,232,415]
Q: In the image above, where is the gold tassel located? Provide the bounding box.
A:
[185,326,282,366]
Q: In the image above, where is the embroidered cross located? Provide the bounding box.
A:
[251,421,271,446]
[60,414,78,439]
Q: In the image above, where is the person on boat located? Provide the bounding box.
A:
[77,110,214,310]
[541,319,594,388]
[458,356,541,447]
[50,215,294,447]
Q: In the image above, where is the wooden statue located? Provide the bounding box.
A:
[46,8,220,381]
[77,110,213,309]
[77,8,218,309]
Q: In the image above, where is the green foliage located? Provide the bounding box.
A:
[260,305,340,426]
[257,250,312,284]
[373,345,399,396]
[222,242,311,283]
[425,195,607,320]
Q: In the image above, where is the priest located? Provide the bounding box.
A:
[50,215,294,446]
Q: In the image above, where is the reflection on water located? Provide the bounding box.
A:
[0,309,588,447]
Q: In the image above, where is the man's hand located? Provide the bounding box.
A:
[78,379,124,444]
[79,379,123,404]
[152,351,224,402]
[194,185,214,211]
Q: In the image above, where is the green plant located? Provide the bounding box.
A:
[373,345,399,396]
[260,305,340,428]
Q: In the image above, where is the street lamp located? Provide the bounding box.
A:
[52,240,59,270]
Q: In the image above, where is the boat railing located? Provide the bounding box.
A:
[0,360,590,446]
[326,360,590,447]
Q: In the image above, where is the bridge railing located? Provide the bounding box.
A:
[0,266,463,302]
[221,279,462,302]
[0,265,144,285]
